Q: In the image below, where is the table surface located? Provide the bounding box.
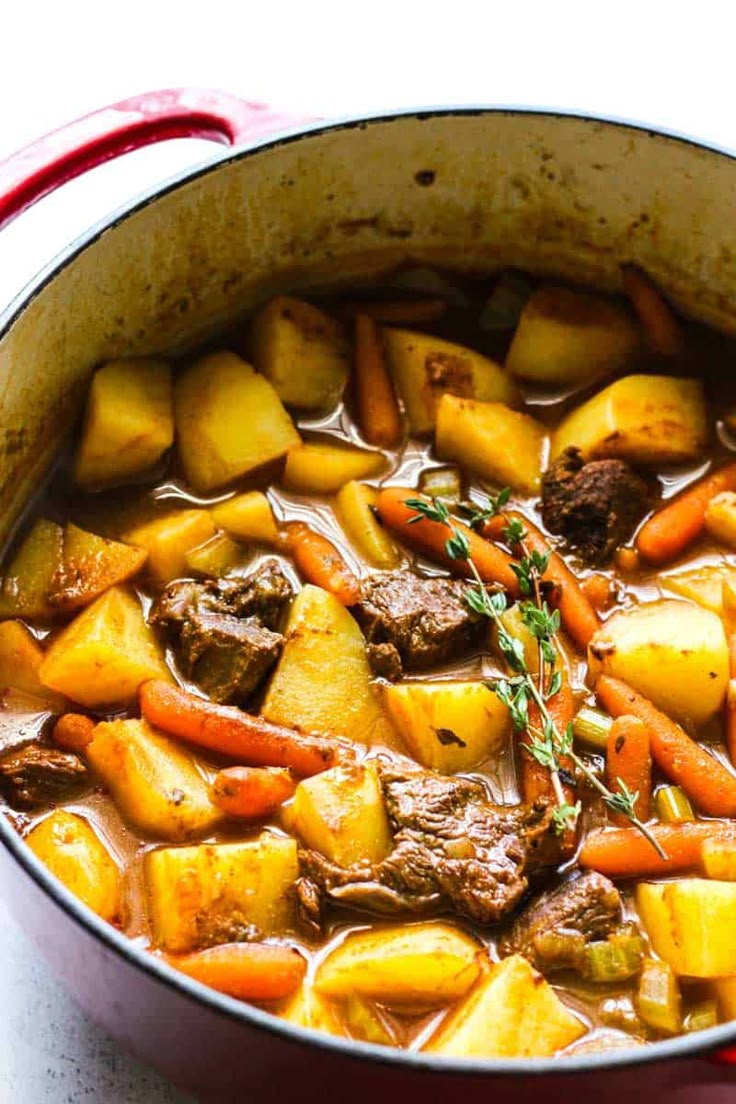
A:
[2,2,736,1099]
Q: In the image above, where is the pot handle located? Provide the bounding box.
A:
[0,87,310,232]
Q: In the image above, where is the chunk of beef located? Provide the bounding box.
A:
[0,744,89,810]
[297,763,555,930]
[352,571,483,675]
[150,560,292,704]
[366,642,403,681]
[541,447,649,565]
[499,871,622,972]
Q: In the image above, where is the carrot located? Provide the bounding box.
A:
[605,715,652,825]
[354,314,403,447]
[579,820,736,879]
[722,579,736,767]
[522,662,577,857]
[162,942,306,1001]
[211,766,296,819]
[581,573,614,613]
[52,713,95,753]
[596,675,736,817]
[139,680,340,777]
[621,264,685,358]
[374,487,520,595]
[481,512,599,650]
[336,297,447,324]
[284,522,361,606]
[635,462,736,565]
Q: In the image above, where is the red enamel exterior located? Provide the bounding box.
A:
[0,89,735,1101]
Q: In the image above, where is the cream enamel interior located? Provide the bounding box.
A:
[2,110,736,542]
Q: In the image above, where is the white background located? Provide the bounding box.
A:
[1,2,735,1099]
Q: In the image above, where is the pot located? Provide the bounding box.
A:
[0,88,735,1103]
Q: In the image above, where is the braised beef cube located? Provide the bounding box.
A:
[0,744,89,810]
[179,611,284,705]
[353,571,483,671]
[499,871,622,972]
[151,560,292,634]
[541,447,649,566]
[366,642,403,681]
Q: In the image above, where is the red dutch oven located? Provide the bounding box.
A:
[1,89,736,1103]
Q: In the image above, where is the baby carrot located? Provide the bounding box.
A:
[579,820,736,879]
[596,675,736,817]
[522,663,577,856]
[211,766,296,819]
[635,462,736,566]
[374,487,520,595]
[481,512,599,650]
[284,522,361,606]
[52,713,95,753]
[581,573,614,613]
[162,942,306,1001]
[139,680,340,777]
[337,298,447,324]
[606,715,652,825]
[354,314,403,447]
[621,264,685,358]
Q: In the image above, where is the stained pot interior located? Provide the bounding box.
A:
[1,110,736,542]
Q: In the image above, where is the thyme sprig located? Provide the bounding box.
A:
[403,493,666,857]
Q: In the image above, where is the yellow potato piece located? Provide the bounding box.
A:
[702,839,736,880]
[74,358,174,488]
[290,762,392,866]
[124,509,216,585]
[0,519,63,620]
[505,285,641,385]
[250,296,350,410]
[0,620,64,708]
[261,584,396,747]
[175,351,300,493]
[637,879,736,978]
[426,954,585,1058]
[553,375,707,464]
[86,718,222,842]
[40,586,169,708]
[589,598,728,726]
[436,394,548,494]
[383,327,519,434]
[26,810,121,923]
[279,985,344,1035]
[48,522,147,612]
[315,922,482,1007]
[209,491,280,545]
[145,833,298,953]
[661,563,736,617]
[705,492,736,550]
[336,481,400,569]
[382,681,510,773]
[282,441,387,495]
[184,533,242,577]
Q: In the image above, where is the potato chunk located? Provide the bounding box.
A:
[124,509,216,585]
[145,833,298,952]
[74,358,173,488]
[48,523,147,611]
[26,810,121,922]
[382,681,509,773]
[553,375,707,464]
[209,491,279,545]
[0,620,64,707]
[426,954,585,1058]
[336,481,400,569]
[637,879,736,977]
[705,492,736,549]
[250,296,349,410]
[383,328,519,434]
[436,395,548,494]
[282,441,387,494]
[0,519,63,620]
[86,718,221,841]
[661,563,736,617]
[175,351,300,492]
[261,584,396,747]
[279,985,343,1035]
[505,285,640,385]
[315,922,481,1007]
[40,586,169,708]
[184,533,242,577]
[289,762,392,865]
[588,598,728,725]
